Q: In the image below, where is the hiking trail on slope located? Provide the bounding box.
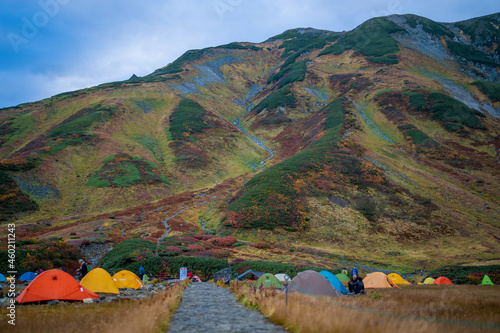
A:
[168,282,285,333]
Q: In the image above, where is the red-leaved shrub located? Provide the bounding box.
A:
[186,244,205,252]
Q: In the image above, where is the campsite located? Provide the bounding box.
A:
[1,262,499,332]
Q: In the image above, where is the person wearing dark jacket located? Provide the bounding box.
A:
[76,259,88,279]
[348,275,364,294]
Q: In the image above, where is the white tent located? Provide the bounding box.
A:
[275,273,291,282]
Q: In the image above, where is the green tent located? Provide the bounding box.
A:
[336,273,350,282]
[142,274,149,283]
[481,275,494,285]
[254,273,282,288]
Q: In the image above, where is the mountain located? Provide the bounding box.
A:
[1,13,499,272]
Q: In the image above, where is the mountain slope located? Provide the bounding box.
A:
[1,13,499,271]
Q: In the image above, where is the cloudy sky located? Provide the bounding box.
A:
[1,0,499,108]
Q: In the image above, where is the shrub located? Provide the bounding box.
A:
[252,85,296,114]
[447,41,497,66]
[366,55,398,64]
[87,153,169,188]
[425,264,500,284]
[250,242,271,249]
[472,80,500,101]
[169,98,214,140]
[100,239,155,272]
[216,236,238,247]
[232,241,246,247]
[186,244,205,252]
[320,18,403,57]
[428,92,484,130]
[126,256,165,275]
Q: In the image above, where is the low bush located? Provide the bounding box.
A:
[252,85,296,114]
[87,153,169,187]
[100,239,156,273]
[472,80,500,101]
[447,41,497,66]
[425,264,500,284]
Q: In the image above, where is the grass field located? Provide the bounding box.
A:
[0,281,187,333]
[231,282,500,333]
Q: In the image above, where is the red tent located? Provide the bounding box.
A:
[433,276,454,285]
[16,269,99,303]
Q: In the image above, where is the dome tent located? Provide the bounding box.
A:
[423,277,435,285]
[112,270,144,289]
[275,273,291,283]
[335,273,350,282]
[319,271,349,294]
[481,275,494,285]
[81,268,120,294]
[0,273,7,282]
[388,273,411,285]
[15,269,98,303]
[254,273,282,288]
[433,276,453,285]
[19,271,37,282]
[363,272,399,289]
[286,270,343,298]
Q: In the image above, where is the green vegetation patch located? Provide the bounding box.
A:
[0,170,38,220]
[426,264,500,285]
[407,92,428,110]
[366,54,399,65]
[267,60,307,88]
[252,85,296,114]
[447,41,497,67]
[472,80,500,101]
[320,18,403,57]
[100,239,156,273]
[87,153,169,188]
[428,92,485,130]
[49,104,117,138]
[169,98,214,140]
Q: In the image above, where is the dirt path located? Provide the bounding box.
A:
[168,282,285,333]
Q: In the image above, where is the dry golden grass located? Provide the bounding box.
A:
[231,282,500,333]
[0,281,188,333]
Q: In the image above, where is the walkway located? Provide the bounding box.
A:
[168,282,285,333]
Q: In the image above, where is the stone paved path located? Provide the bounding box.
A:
[168,282,286,332]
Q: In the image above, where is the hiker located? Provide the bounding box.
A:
[139,265,145,280]
[348,275,364,294]
[76,259,88,279]
[342,268,348,275]
[351,267,359,277]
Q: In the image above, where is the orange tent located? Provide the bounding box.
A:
[16,269,98,303]
[433,276,453,285]
[363,272,399,289]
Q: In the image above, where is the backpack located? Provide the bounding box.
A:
[86,264,90,272]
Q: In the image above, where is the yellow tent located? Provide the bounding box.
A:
[388,273,411,285]
[81,268,120,294]
[423,277,435,285]
[113,270,144,290]
[363,272,399,289]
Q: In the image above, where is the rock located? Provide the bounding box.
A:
[48,300,60,306]
[0,298,9,306]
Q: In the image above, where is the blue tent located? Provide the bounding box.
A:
[319,271,349,295]
[237,269,265,281]
[19,272,37,282]
[0,273,6,282]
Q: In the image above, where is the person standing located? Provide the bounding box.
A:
[351,267,358,278]
[76,259,88,279]
[139,265,145,280]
